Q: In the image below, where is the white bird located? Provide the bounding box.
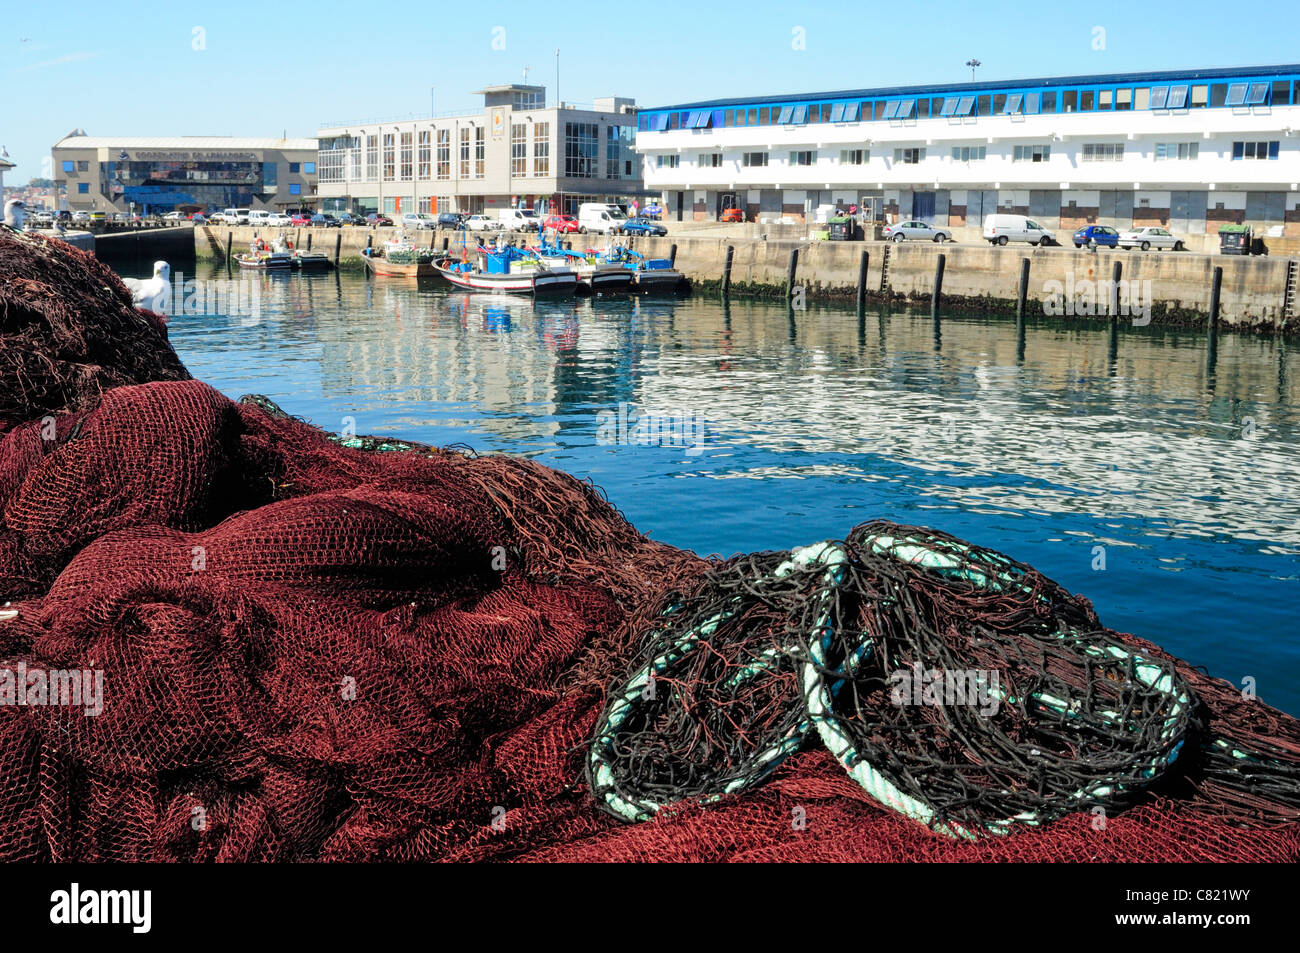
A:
[122,260,172,318]
[3,198,24,230]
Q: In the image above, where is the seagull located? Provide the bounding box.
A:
[3,198,24,230]
[122,260,172,319]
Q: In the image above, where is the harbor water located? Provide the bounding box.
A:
[157,264,1300,715]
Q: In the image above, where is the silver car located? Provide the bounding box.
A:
[884,219,951,243]
[1118,226,1184,251]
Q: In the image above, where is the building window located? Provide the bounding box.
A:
[1081,143,1124,162]
[839,149,867,165]
[952,145,987,162]
[564,122,599,177]
[459,127,471,178]
[400,131,413,181]
[289,162,300,173]
[1232,140,1279,160]
[366,135,378,181]
[512,124,527,177]
[606,125,623,179]
[656,154,680,168]
[303,161,315,174]
[788,150,814,166]
[742,151,768,167]
[437,129,450,180]
[701,152,723,167]
[289,183,301,195]
[78,183,89,193]
[1012,144,1050,162]
[512,89,544,110]
[383,133,395,180]
[533,122,549,176]
[77,160,89,172]
[474,127,485,178]
[418,131,431,179]
[61,160,75,173]
[1154,142,1198,160]
[893,147,926,164]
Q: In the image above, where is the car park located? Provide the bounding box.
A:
[1118,226,1184,251]
[1073,225,1120,248]
[883,219,950,243]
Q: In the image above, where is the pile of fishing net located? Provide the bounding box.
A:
[1,231,1299,862]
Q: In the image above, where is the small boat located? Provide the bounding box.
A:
[292,251,331,270]
[432,242,577,296]
[528,234,635,295]
[235,236,292,270]
[605,245,685,294]
[361,231,437,277]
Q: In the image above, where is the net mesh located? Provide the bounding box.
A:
[0,229,1297,862]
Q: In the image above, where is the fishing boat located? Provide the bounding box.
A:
[604,245,686,294]
[529,233,635,295]
[361,231,438,277]
[292,251,331,270]
[235,236,293,270]
[432,242,577,296]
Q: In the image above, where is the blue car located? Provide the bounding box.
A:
[1073,225,1119,248]
[620,217,668,237]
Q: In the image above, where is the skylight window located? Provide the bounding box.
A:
[1225,83,1248,107]
[1149,86,1168,109]
[829,101,860,122]
[777,106,794,124]
[1167,85,1189,108]
[1003,93,1023,114]
[882,100,901,120]
[956,96,976,116]
[1247,83,1269,105]
[651,113,669,131]
[939,98,958,117]
[896,99,915,118]
[790,104,808,123]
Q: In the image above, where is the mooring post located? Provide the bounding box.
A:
[786,248,799,300]
[442,236,449,252]
[857,249,869,310]
[1110,261,1123,320]
[1209,265,1223,328]
[1016,257,1031,321]
[669,242,678,267]
[335,232,343,266]
[225,231,232,261]
[931,253,946,316]
[306,232,313,251]
[721,245,734,296]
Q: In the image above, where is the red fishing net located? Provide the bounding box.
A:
[1,229,1297,862]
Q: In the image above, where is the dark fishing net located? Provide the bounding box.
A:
[0,229,1298,862]
[0,229,189,431]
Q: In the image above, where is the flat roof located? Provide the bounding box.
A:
[52,135,318,150]
[645,63,1300,111]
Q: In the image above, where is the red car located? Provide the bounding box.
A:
[720,207,744,223]
[290,212,313,226]
[543,214,579,233]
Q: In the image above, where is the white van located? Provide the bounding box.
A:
[498,207,541,232]
[983,213,1054,246]
[578,203,628,235]
[247,209,271,227]
[222,208,251,225]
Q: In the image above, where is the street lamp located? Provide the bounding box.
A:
[966,58,981,83]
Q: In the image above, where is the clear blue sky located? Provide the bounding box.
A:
[4,0,1298,183]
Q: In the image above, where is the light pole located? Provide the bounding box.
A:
[966,58,981,83]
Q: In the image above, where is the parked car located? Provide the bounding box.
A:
[334,212,367,226]
[436,212,465,229]
[399,212,436,230]
[290,212,314,226]
[221,208,251,225]
[191,213,207,225]
[162,211,186,222]
[71,210,91,223]
[310,213,340,227]
[883,219,950,243]
[89,211,108,223]
[366,213,394,227]
[620,216,668,237]
[247,209,272,227]
[1118,226,1184,252]
[463,214,500,232]
[720,207,744,223]
[543,214,579,233]
[1073,225,1119,248]
[983,213,1054,246]
[266,212,293,226]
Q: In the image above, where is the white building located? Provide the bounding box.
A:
[635,64,1300,238]
[315,84,648,218]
